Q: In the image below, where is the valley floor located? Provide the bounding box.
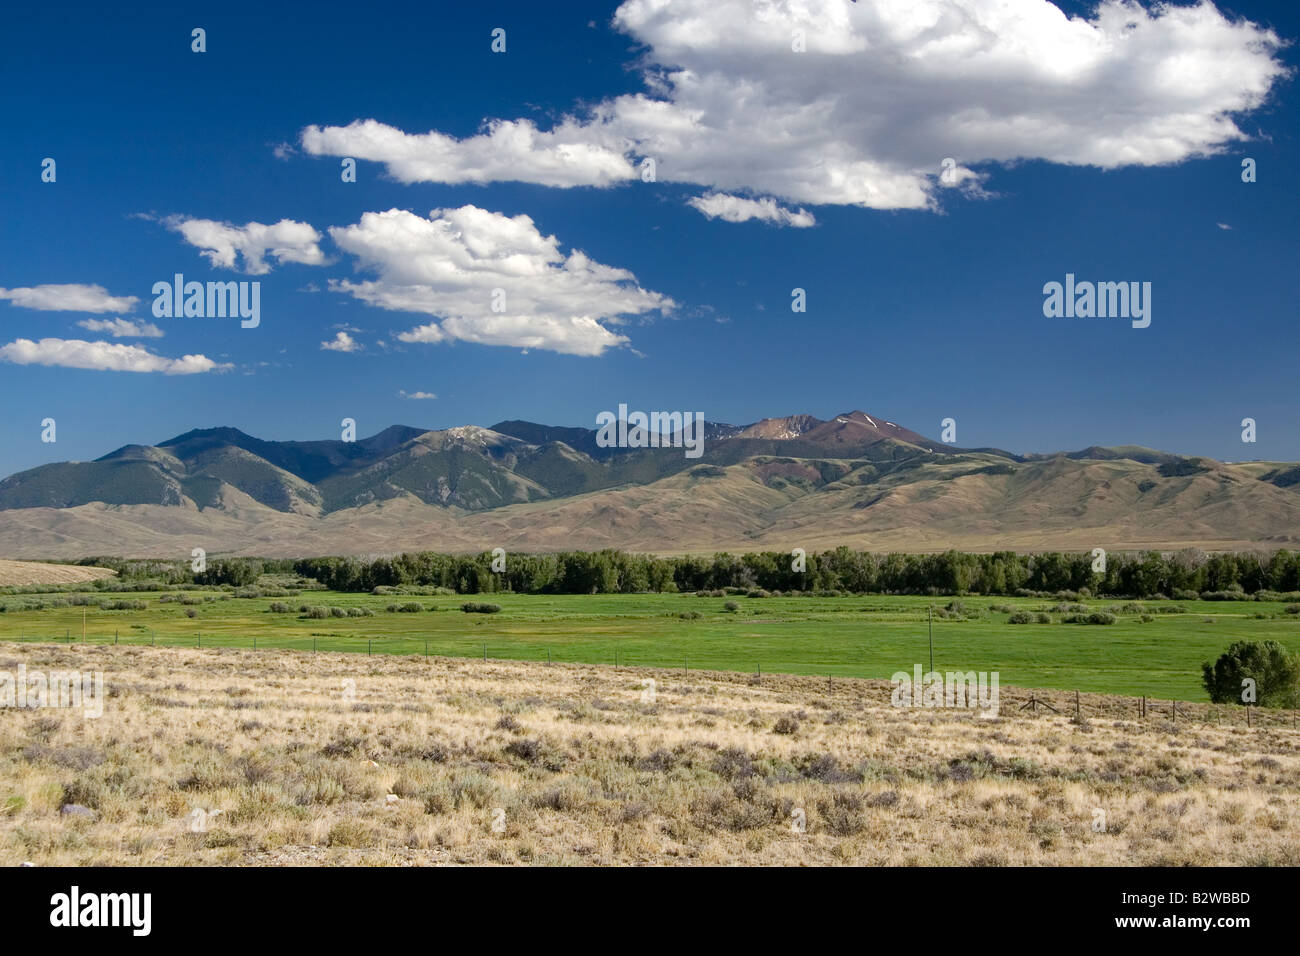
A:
[1,644,1297,866]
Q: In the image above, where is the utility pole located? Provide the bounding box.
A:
[928,605,934,674]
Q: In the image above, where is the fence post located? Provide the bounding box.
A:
[114,630,117,645]
[1075,690,1080,721]
[197,632,200,648]
[482,643,486,661]
[313,637,316,654]
[368,639,371,656]
[424,640,428,658]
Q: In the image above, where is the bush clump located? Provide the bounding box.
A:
[461,602,501,614]
[1202,640,1300,708]
[1063,612,1116,625]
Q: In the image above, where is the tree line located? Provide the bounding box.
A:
[76,548,1300,598]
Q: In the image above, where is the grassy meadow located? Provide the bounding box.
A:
[3,585,1300,701]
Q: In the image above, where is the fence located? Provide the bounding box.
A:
[1,629,1297,731]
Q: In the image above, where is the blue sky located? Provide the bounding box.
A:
[1,0,1297,477]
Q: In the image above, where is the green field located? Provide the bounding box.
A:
[3,589,1299,701]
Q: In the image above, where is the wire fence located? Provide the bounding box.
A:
[2,629,1297,732]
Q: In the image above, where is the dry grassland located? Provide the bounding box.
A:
[1,643,1297,866]
[0,560,116,587]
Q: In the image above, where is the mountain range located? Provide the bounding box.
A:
[1,411,1297,558]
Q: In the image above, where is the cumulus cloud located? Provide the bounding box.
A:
[163,216,326,274]
[76,318,164,338]
[301,118,635,187]
[687,192,816,227]
[328,205,674,356]
[298,0,1286,213]
[0,338,228,374]
[0,284,138,313]
[399,390,438,400]
[321,330,361,352]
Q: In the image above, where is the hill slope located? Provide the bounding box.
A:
[0,411,1297,556]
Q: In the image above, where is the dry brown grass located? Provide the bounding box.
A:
[1,643,1297,866]
[0,560,116,587]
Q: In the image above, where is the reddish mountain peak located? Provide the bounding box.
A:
[801,411,933,447]
[733,414,824,440]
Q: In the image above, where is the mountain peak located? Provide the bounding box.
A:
[800,412,935,448]
[733,414,824,440]
[159,426,257,448]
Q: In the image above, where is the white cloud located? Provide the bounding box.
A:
[163,216,326,274]
[399,390,438,400]
[76,318,164,338]
[329,205,674,356]
[321,330,361,352]
[0,338,229,374]
[298,0,1286,213]
[0,284,139,313]
[687,192,816,227]
[301,118,635,187]
[1217,222,1233,230]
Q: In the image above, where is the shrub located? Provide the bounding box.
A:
[1286,605,1300,615]
[1007,611,1034,624]
[398,602,424,613]
[461,602,501,614]
[724,601,739,612]
[329,607,347,618]
[267,602,292,613]
[185,608,198,618]
[772,716,799,735]
[1063,612,1116,625]
[1202,640,1300,708]
[303,606,330,619]
[1034,612,1051,624]
[346,607,374,617]
[1201,590,1251,601]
